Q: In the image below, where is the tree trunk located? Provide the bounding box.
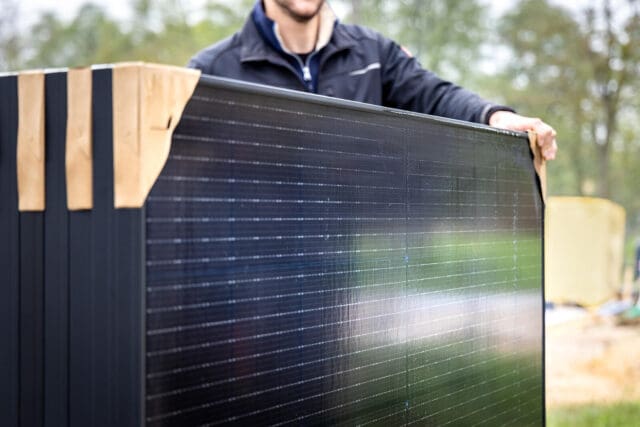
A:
[596,143,611,198]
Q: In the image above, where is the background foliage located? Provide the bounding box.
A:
[2,0,639,259]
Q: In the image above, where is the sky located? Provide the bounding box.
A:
[22,0,131,22]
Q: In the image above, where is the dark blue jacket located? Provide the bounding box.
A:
[188,2,509,124]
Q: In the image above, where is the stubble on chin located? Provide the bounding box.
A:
[275,0,324,23]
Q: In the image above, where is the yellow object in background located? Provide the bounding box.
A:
[545,197,626,306]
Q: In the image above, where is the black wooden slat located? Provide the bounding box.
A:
[43,71,70,427]
[0,74,20,427]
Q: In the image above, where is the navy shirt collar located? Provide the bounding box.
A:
[251,1,286,54]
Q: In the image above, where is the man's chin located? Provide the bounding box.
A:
[288,12,317,23]
[278,1,325,23]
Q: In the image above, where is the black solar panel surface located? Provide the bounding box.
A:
[145,78,544,426]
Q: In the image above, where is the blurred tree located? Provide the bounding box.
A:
[25,4,133,68]
[15,0,252,69]
[126,0,251,65]
[341,0,489,86]
[340,0,386,29]
[583,0,640,198]
[0,0,21,71]
[497,0,592,197]
[392,0,489,84]
[499,0,640,206]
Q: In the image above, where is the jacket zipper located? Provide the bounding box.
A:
[292,52,317,92]
[302,65,312,83]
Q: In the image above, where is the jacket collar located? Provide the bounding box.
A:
[239,1,356,63]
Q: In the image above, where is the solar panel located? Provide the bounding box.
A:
[144,77,544,426]
[0,68,544,427]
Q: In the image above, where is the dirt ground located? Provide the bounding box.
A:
[546,308,640,408]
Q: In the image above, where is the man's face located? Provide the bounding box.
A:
[272,0,325,22]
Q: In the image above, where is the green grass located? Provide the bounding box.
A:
[548,402,640,427]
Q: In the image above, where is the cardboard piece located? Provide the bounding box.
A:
[546,197,625,306]
[528,130,547,203]
[17,71,46,211]
[112,62,200,208]
[66,67,93,210]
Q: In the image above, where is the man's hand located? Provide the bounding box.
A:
[488,110,557,160]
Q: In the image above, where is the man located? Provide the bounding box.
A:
[188,0,557,160]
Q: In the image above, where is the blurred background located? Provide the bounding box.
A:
[3,0,640,425]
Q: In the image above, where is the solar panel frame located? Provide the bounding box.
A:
[144,75,545,426]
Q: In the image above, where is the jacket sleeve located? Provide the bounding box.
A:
[379,36,511,124]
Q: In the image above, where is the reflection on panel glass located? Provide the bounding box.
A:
[144,80,543,426]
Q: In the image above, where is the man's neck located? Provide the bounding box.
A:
[263,1,320,54]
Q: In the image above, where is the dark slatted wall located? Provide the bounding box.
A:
[0,69,146,427]
[145,78,544,426]
[67,69,145,427]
